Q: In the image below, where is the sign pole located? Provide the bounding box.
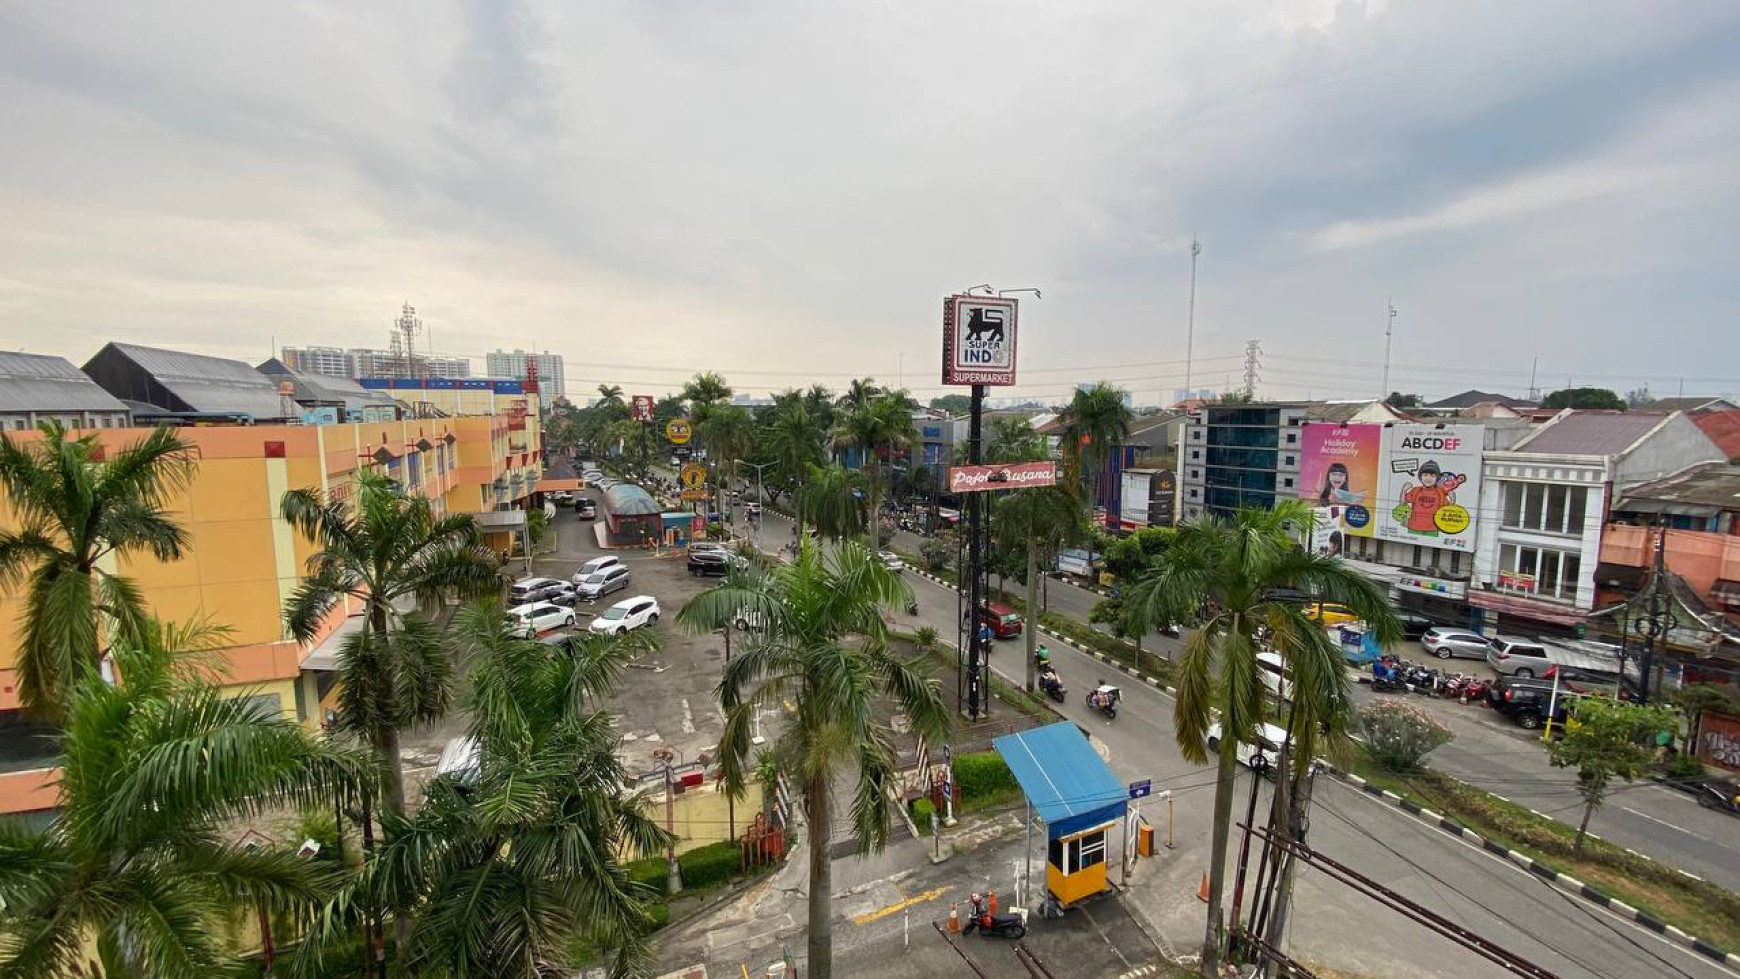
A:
[966,382,986,720]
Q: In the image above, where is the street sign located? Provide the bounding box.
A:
[1128,779,1151,800]
[630,395,655,422]
[690,515,706,535]
[666,418,693,444]
[947,461,1058,494]
[680,488,710,501]
[680,462,708,488]
[941,294,1019,386]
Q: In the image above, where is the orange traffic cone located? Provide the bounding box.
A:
[948,902,960,933]
[987,888,998,915]
[1197,873,1210,903]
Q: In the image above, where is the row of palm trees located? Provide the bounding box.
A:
[0,424,675,977]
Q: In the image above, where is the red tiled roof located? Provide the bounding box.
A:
[1692,409,1740,461]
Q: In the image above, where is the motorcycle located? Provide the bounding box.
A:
[1370,659,1407,694]
[1038,667,1067,703]
[1462,676,1491,702]
[905,599,919,616]
[962,895,1027,939]
[1086,683,1121,720]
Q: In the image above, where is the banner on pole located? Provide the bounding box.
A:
[948,461,1057,493]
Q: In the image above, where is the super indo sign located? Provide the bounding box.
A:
[942,295,1019,386]
[1376,424,1482,552]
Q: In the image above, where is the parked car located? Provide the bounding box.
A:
[689,542,728,557]
[1486,637,1554,678]
[582,469,604,482]
[1544,662,1625,695]
[688,550,744,577]
[744,501,762,516]
[576,499,598,520]
[1486,676,1576,730]
[1421,627,1495,661]
[969,602,1023,640]
[575,564,633,600]
[542,581,581,607]
[552,490,575,505]
[1693,776,1740,816]
[1304,602,1360,627]
[571,556,623,584]
[508,601,575,638]
[509,576,569,604]
[1206,721,1290,771]
[877,550,903,572]
[589,595,661,636]
[1396,612,1438,641]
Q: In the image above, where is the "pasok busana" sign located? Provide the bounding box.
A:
[948,461,1058,494]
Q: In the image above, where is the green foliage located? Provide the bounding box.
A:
[678,841,743,890]
[919,536,956,574]
[952,751,1018,801]
[1666,753,1707,781]
[1099,526,1175,581]
[1543,387,1626,410]
[910,797,937,833]
[1673,683,1740,728]
[0,421,196,717]
[626,856,668,893]
[1546,697,1679,851]
[1360,699,1455,772]
[928,393,972,415]
[1385,392,1423,408]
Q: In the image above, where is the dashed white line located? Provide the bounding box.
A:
[1620,806,1714,843]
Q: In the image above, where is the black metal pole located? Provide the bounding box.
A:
[967,383,986,719]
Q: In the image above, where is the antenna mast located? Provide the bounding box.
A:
[393,303,423,379]
[1381,299,1397,400]
[1183,237,1202,405]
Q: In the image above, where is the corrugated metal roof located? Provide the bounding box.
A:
[602,483,661,516]
[1512,411,1668,456]
[109,343,290,418]
[1616,462,1740,511]
[257,359,398,412]
[0,352,131,414]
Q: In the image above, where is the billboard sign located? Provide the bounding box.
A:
[1297,425,1381,538]
[1377,424,1481,552]
[942,295,1019,386]
[630,395,655,422]
[665,418,693,444]
[1695,711,1740,773]
[948,461,1057,493]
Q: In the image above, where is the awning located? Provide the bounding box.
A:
[1595,562,1648,591]
[993,721,1127,837]
[1713,579,1740,607]
[537,477,583,492]
[474,510,528,532]
[1613,498,1720,518]
[1466,589,1588,627]
[299,596,419,671]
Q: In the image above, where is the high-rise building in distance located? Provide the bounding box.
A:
[279,346,470,380]
[486,349,566,398]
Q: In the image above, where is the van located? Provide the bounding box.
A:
[571,556,622,584]
[1206,721,1291,771]
[1485,637,1552,679]
[971,602,1023,640]
[1257,651,1291,702]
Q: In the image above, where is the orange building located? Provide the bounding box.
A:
[0,404,543,815]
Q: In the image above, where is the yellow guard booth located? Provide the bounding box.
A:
[995,722,1129,911]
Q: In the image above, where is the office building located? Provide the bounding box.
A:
[486,349,566,399]
[279,346,471,381]
[279,345,353,378]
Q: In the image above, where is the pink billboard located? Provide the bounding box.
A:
[1298,424,1380,539]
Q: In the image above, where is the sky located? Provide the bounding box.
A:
[2,1,1737,406]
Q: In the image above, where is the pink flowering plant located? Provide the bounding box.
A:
[1360,699,1455,773]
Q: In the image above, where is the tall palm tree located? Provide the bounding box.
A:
[676,542,950,979]
[836,377,881,411]
[0,619,372,979]
[1121,502,1398,975]
[0,421,195,718]
[993,487,1083,690]
[700,404,757,517]
[1058,383,1133,523]
[764,401,826,515]
[832,394,917,545]
[596,384,625,407]
[985,416,1043,463]
[296,602,673,979]
[280,471,501,821]
[680,371,733,426]
[798,463,866,541]
[801,384,838,436]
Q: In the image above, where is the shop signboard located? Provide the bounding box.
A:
[941,295,1019,386]
[948,461,1056,493]
[1298,425,1381,538]
[1376,424,1481,552]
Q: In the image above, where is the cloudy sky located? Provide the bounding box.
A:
[2,1,1736,405]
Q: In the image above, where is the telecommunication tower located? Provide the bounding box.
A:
[392,303,423,379]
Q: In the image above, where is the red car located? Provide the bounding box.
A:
[973,602,1024,640]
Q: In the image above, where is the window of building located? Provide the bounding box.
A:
[1282,477,1294,489]
[1285,432,1298,444]
[1189,469,1199,479]
[1412,545,1424,567]
[1497,543,1581,602]
[1500,482,1588,535]
[1448,550,1463,575]
[1283,455,1295,466]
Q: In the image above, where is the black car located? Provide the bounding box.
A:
[1397,612,1438,641]
[687,550,738,577]
[1487,676,1578,731]
[1694,776,1740,816]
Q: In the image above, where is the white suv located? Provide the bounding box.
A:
[509,601,575,638]
[589,595,661,636]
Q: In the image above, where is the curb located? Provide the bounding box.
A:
[1323,765,1740,970]
[903,567,1179,699]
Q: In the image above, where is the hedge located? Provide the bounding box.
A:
[677,840,742,890]
[953,751,1018,802]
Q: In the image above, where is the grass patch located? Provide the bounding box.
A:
[1347,748,1740,952]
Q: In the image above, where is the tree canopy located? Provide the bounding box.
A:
[1543,387,1626,410]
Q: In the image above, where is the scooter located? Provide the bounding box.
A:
[905,598,919,616]
[962,895,1028,939]
[1038,667,1067,703]
[1086,683,1121,720]
[1370,659,1406,694]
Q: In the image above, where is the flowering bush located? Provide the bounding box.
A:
[1360,699,1455,773]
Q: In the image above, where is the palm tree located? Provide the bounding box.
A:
[993,487,1083,691]
[280,471,501,822]
[700,404,757,517]
[676,542,950,979]
[1059,383,1133,523]
[764,401,826,515]
[1121,503,1398,975]
[680,371,733,426]
[832,394,917,545]
[0,619,372,979]
[296,603,672,979]
[596,384,625,407]
[801,384,838,436]
[799,463,867,541]
[0,422,195,718]
[836,377,881,411]
[985,416,1043,463]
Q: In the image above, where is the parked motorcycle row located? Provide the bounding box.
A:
[1369,655,1491,702]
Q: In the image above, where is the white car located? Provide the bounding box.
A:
[877,551,903,572]
[571,556,623,585]
[509,601,576,638]
[745,501,762,516]
[589,595,661,636]
[509,576,568,604]
[1205,721,1291,771]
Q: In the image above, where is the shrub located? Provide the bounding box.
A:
[678,840,742,890]
[952,751,1018,802]
[1360,699,1454,773]
[910,797,936,829]
[920,537,955,574]
[1666,753,1707,782]
[626,856,667,893]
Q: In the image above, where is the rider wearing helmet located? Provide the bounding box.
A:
[1035,644,1051,667]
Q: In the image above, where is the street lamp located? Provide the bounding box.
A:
[742,460,776,548]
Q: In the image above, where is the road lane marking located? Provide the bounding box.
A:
[850,885,950,925]
[1620,806,1715,844]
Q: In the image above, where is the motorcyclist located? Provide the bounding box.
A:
[1035,644,1051,668]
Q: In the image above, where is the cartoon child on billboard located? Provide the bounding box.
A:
[1395,461,1468,536]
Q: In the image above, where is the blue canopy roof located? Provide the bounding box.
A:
[993,722,1127,838]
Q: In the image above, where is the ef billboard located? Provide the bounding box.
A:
[1378,424,1481,552]
[1298,425,1381,538]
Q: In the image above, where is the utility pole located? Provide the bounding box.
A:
[652,747,683,894]
[1528,357,1540,402]
[1381,299,1397,400]
[1184,237,1202,403]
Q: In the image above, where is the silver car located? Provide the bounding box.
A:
[1420,627,1495,660]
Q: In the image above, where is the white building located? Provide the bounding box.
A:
[281,346,470,380]
[1471,411,1725,635]
[280,345,353,378]
[487,349,566,399]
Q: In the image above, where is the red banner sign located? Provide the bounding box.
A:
[948,461,1058,494]
[1697,711,1740,774]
